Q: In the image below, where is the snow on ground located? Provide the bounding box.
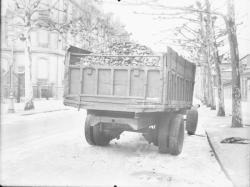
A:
[1,109,232,186]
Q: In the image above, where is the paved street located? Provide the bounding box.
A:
[1,108,232,186]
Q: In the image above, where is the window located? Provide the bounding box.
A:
[50,32,58,49]
[31,31,38,46]
[37,58,49,80]
[38,30,49,48]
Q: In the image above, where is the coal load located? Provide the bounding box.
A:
[108,42,154,55]
[80,42,160,66]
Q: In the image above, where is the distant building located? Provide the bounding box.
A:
[221,54,250,101]
[1,2,67,101]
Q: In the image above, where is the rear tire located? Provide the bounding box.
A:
[186,108,198,135]
[158,113,172,153]
[168,114,184,155]
[92,124,111,146]
[84,114,96,145]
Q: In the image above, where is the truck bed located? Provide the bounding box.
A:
[63,47,196,113]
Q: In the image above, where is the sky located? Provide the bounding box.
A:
[101,0,250,58]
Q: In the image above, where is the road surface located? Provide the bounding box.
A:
[1,109,233,186]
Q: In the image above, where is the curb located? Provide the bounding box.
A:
[205,131,235,187]
[20,108,70,116]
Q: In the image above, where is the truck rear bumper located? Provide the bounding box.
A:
[64,98,165,113]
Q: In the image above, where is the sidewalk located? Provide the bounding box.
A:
[1,99,70,116]
[198,104,250,187]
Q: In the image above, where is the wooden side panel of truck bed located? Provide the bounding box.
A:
[63,47,196,113]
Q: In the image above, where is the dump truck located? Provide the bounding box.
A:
[63,46,198,155]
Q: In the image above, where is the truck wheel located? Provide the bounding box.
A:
[168,114,184,155]
[92,124,111,146]
[85,114,96,145]
[186,108,198,135]
[158,113,172,153]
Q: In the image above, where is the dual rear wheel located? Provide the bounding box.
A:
[85,113,185,155]
[142,113,185,155]
[85,111,197,155]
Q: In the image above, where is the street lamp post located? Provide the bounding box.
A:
[8,38,15,113]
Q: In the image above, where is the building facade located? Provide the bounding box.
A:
[1,2,66,101]
[1,0,130,102]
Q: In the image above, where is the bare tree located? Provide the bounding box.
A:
[148,1,217,109]
[9,0,45,110]
[65,0,130,52]
[8,0,67,110]
[225,0,242,127]
[210,16,225,116]
[132,0,243,125]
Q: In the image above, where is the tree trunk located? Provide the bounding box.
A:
[205,48,216,109]
[204,0,216,110]
[210,18,225,116]
[215,60,225,116]
[198,3,215,108]
[203,66,209,105]
[225,0,242,127]
[206,67,211,107]
[24,27,34,110]
[208,65,216,110]
[212,37,225,116]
